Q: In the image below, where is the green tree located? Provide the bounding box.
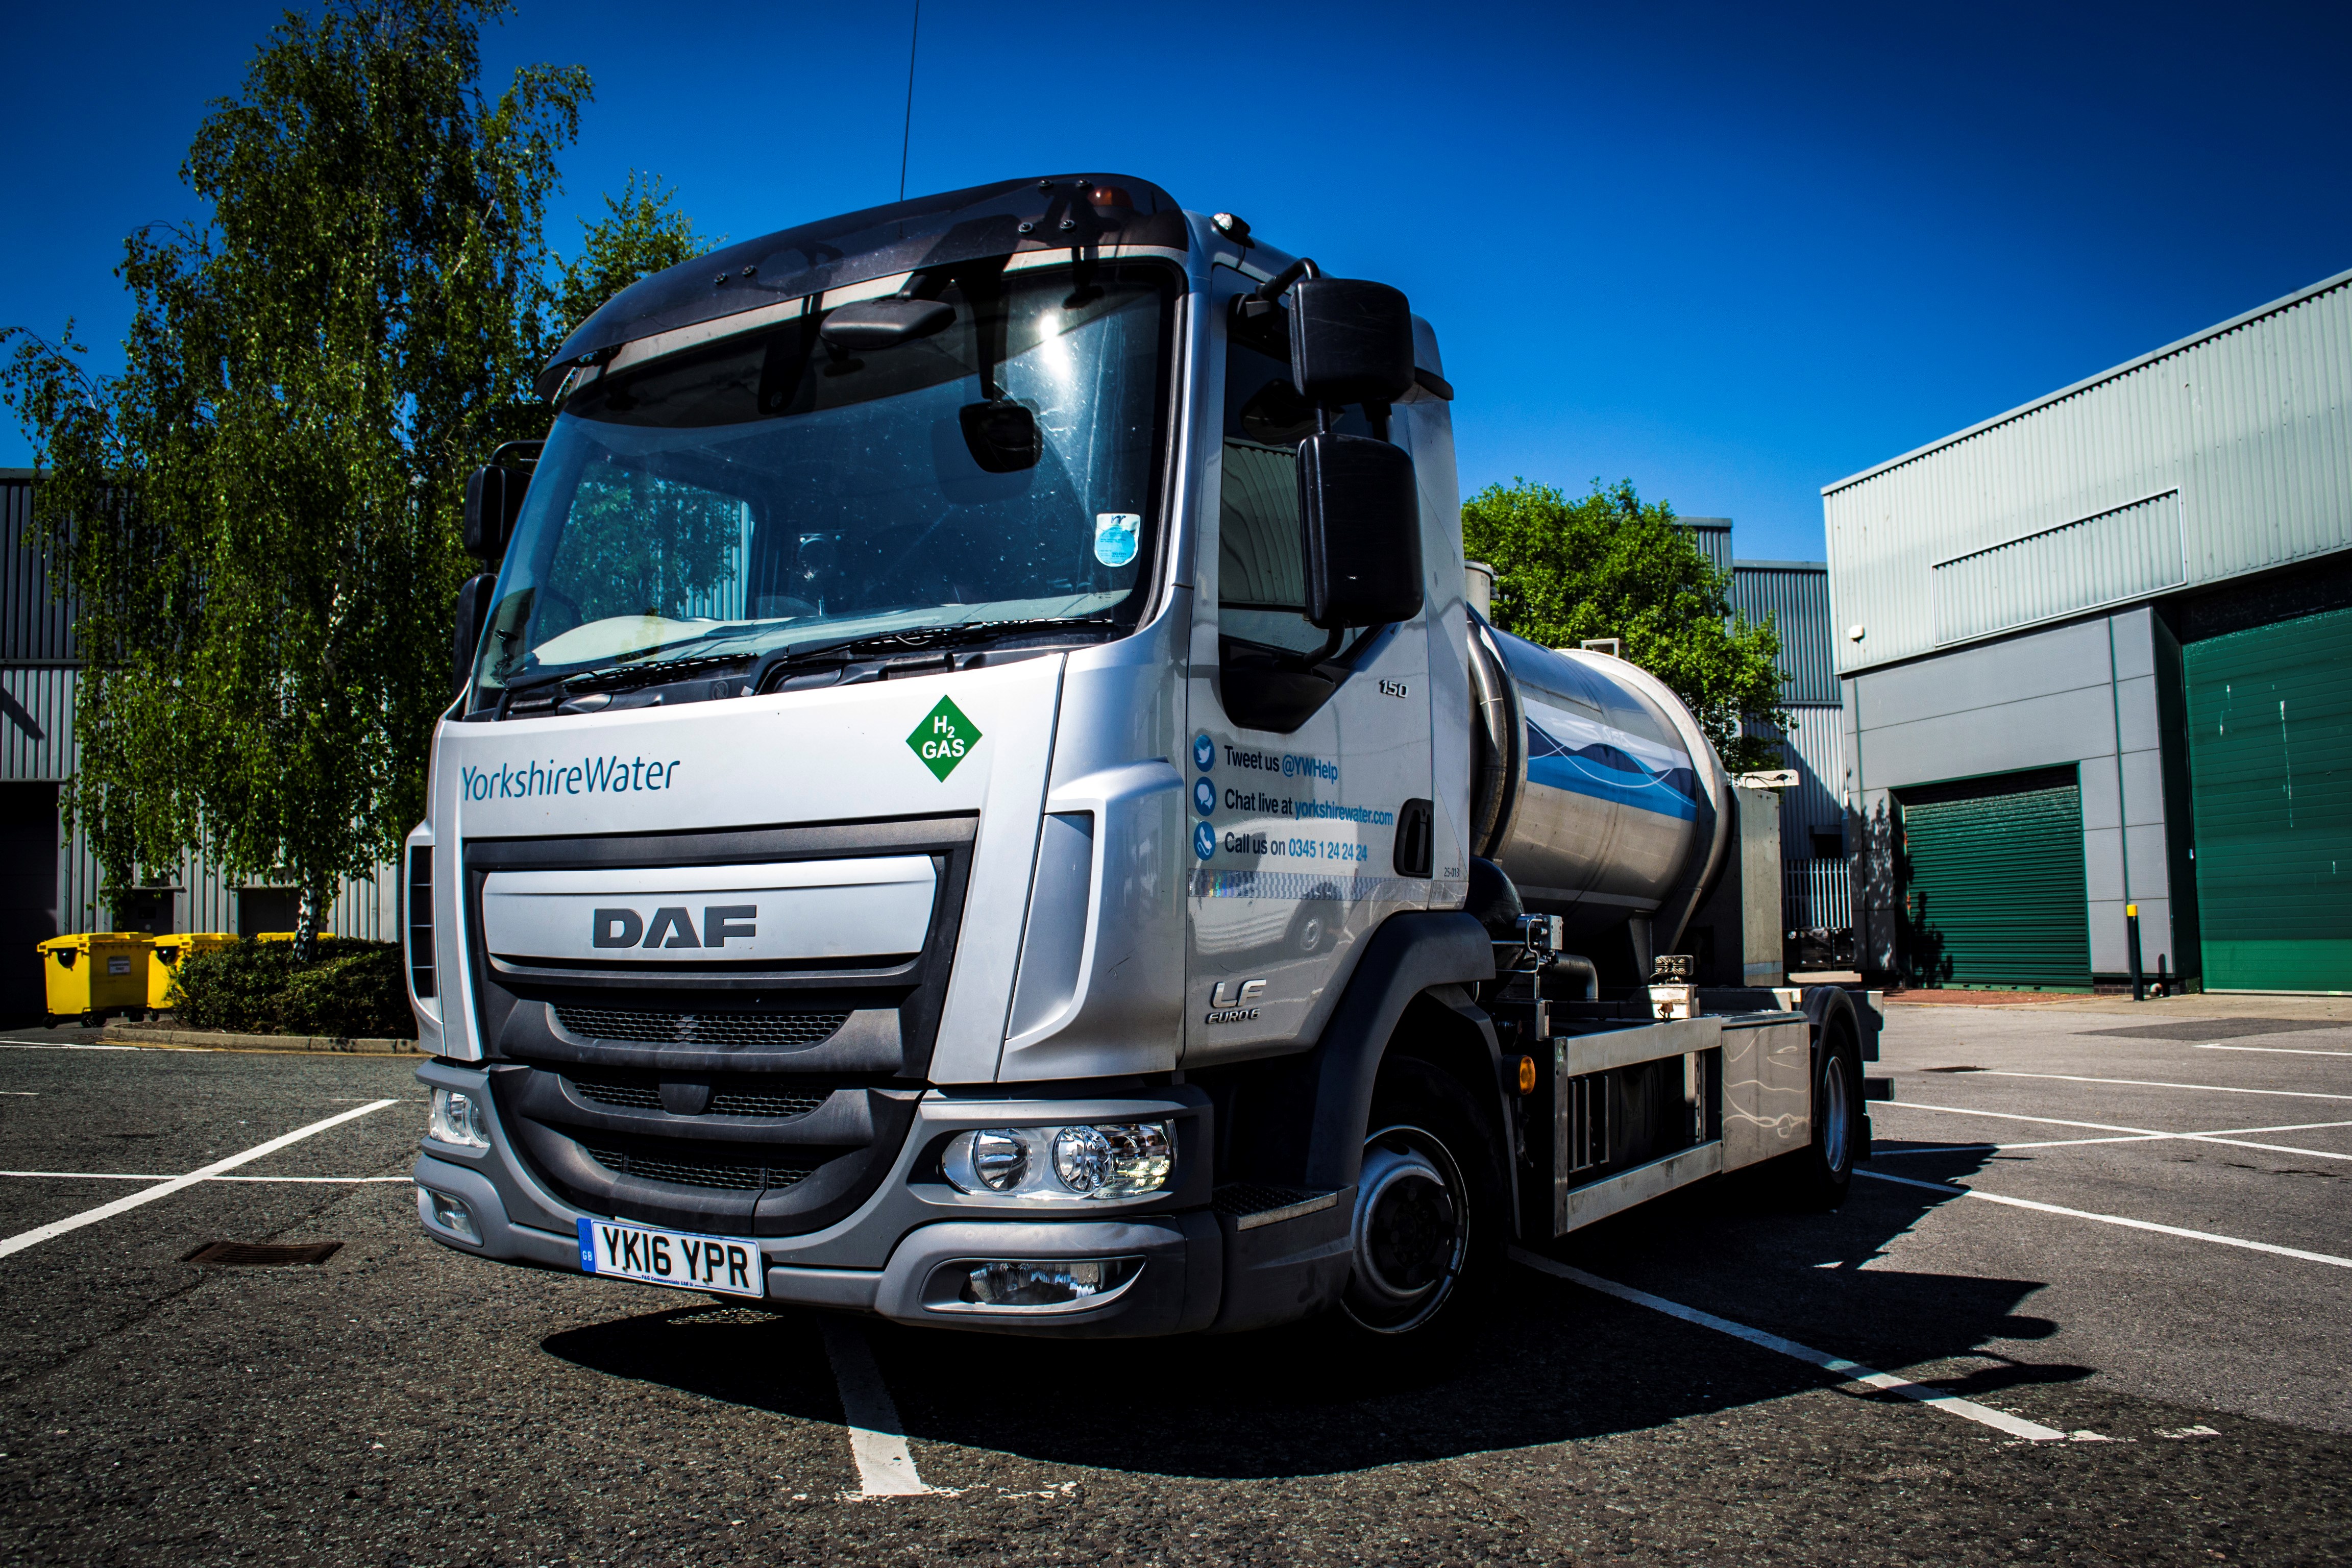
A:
[1462,478,1792,773]
[551,171,707,341]
[3,5,704,959]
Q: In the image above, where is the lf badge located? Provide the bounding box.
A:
[1206,977,1266,1025]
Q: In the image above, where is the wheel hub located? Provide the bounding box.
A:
[1344,1131,1470,1331]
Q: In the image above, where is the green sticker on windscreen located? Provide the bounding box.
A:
[907,696,983,781]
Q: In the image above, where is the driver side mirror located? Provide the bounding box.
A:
[452,573,496,697]
[1297,431,1423,629]
[464,466,529,562]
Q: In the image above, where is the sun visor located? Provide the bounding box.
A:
[536,173,1189,400]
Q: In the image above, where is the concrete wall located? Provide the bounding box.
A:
[1842,604,2187,983]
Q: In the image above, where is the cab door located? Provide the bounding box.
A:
[1183,265,1433,1066]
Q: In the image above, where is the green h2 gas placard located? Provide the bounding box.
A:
[907,696,982,781]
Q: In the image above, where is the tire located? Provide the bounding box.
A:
[1784,1019,1858,1210]
[1338,1057,1506,1336]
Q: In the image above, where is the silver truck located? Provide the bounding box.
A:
[407,174,1874,1337]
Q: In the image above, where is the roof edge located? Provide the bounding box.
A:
[1821,264,2352,498]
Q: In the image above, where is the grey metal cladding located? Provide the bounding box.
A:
[1730,564,1838,704]
[1929,492,2185,645]
[1679,519,1733,574]
[1,476,76,665]
[1823,267,2352,673]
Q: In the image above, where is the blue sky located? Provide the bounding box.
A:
[4,0,2347,562]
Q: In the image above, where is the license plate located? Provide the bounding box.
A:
[575,1217,765,1299]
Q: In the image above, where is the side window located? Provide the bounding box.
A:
[1218,335,1326,657]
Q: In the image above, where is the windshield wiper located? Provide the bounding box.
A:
[492,615,1117,716]
[750,615,1120,691]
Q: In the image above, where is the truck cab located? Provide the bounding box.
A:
[407,175,1869,1337]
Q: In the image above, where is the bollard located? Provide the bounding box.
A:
[2125,902,2144,1001]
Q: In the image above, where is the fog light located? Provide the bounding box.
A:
[963,1257,1141,1307]
[428,1088,489,1148]
[418,1187,480,1244]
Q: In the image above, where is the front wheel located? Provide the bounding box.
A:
[1339,1059,1503,1335]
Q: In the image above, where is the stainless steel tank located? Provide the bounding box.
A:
[1466,611,1730,954]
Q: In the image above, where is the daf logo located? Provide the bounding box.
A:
[591,905,757,950]
[1205,977,1266,1025]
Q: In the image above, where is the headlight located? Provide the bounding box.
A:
[428,1088,490,1148]
[941,1122,1173,1201]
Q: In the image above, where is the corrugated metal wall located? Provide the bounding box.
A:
[1930,490,2185,645]
[1679,518,1733,574]
[1824,267,2352,674]
[3,474,395,942]
[1,473,77,664]
[1730,564,1840,705]
[1775,704,1847,842]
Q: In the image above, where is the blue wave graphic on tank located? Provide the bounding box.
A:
[1522,701,1698,822]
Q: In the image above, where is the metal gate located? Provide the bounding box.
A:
[1896,767,2090,990]
[2183,606,2352,994]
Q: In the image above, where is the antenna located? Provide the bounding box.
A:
[897,0,922,203]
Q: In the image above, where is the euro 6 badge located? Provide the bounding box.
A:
[908,696,982,780]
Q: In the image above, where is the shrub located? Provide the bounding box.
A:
[170,938,413,1039]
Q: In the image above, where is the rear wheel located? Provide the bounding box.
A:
[1339,1058,1503,1335]
[1784,1022,1858,1209]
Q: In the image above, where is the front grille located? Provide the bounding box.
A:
[578,1139,816,1192]
[567,1074,664,1110]
[564,1070,832,1119]
[554,1006,851,1047]
[709,1085,832,1118]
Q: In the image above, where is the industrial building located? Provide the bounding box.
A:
[1823,268,2352,995]
[1,471,395,1023]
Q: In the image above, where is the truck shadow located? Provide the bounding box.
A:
[540,1142,2087,1480]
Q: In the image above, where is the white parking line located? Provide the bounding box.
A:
[818,1316,936,1497]
[0,1042,151,1052]
[0,1170,410,1183]
[1510,1248,2074,1441]
[1880,1101,2352,1161]
[2196,1043,2352,1058]
[1856,1169,2352,1268]
[1981,1071,2352,1102]
[0,1100,398,1259]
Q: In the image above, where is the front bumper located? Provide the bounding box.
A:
[411,1060,1341,1336]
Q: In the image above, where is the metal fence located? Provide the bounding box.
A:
[1782,857,1853,932]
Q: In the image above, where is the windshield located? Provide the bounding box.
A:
[470,260,1175,704]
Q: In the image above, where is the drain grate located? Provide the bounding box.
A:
[1923,1065,1984,1073]
[182,1240,344,1266]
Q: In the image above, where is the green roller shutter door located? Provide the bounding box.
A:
[1898,769,2090,990]
[2184,606,2352,994]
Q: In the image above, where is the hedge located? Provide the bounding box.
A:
[168,937,414,1039]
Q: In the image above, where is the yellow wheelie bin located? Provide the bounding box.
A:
[150,933,237,1010]
[37,933,154,1025]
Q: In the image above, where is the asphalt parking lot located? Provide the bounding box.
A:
[2,998,2347,1567]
